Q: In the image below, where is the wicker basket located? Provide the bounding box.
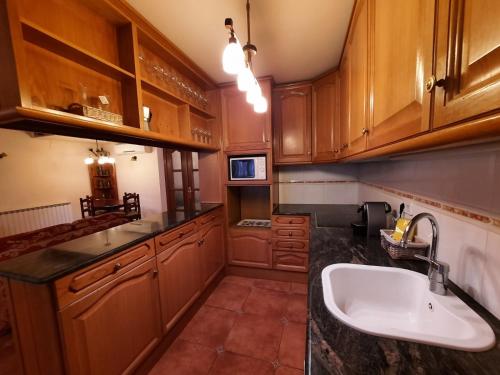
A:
[380,229,429,260]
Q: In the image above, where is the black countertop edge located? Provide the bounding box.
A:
[0,203,223,284]
[272,204,500,375]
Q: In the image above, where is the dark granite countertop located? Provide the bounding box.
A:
[0,203,222,284]
[274,204,500,374]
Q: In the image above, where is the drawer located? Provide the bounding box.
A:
[273,251,309,273]
[272,227,309,240]
[55,239,155,308]
[272,215,309,227]
[272,239,309,252]
[198,207,223,227]
[155,220,198,253]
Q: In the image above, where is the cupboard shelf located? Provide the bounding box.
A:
[141,78,215,120]
[20,19,136,81]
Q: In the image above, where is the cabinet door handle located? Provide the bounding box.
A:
[152,269,158,277]
[113,262,122,273]
[425,75,446,92]
[198,239,205,246]
[362,128,369,135]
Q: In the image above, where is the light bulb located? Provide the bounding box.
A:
[107,157,115,164]
[246,80,261,104]
[222,38,245,75]
[98,156,107,165]
[84,156,94,165]
[237,65,254,92]
[253,95,268,113]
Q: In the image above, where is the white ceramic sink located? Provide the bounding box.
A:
[321,263,496,351]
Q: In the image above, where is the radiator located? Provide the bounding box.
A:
[0,202,73,238]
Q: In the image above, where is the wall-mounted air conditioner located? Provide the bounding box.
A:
[114,143,153,155]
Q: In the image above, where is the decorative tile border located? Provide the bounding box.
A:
[360,181,500,228]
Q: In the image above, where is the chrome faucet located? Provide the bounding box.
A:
[400,212,449,295]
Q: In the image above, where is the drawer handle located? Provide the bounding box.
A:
[288,220,293,224]
[198,239,205,246]
[179,232,185,238]
[113,262,122,273]
[288,231,293,236]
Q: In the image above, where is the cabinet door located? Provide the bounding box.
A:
[312,72,339,161]
[433,0,500,128]
[339,52,350,157]
[227,229,272,268]
[273,85,312,163]
[59,259,162,375]
[199,219,225,288]
[346,0,369,156]
[273,251,309,273]
[367,0,434,148]
[221,80,272,151]
[157,235,201,332]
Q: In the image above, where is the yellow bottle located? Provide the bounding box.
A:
[391,217,415,242]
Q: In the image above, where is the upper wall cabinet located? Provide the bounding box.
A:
[367,0,434,149]
[221,79,272,151]
[345,0,369,156]
[312,72,340,161]
[432,0,500,129]
[273,84,312,164]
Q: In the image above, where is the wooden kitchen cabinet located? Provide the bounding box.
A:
[432,0,500,129]
[227,227,272,268]
[273,84,312,163]
[367,0,434,149]
[199,218,225,288]
[58,258,162,375]
[156,234,202,332]
[339,52,350,157]
[345,0,369,156]
[312,72,340,161]
[273,251,309,273]
[221,79,272,151]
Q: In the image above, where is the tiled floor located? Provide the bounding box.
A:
[149,276,308,375]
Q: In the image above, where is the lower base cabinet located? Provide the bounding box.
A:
[199,219,225,288]
[227,227,272,268]
[273,251,309,272]
[59,258,162,375]
[157,234,202,333]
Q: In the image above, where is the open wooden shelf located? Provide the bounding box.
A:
[21,20,135,81]
[141,79,215,120]
[0,106,219,152]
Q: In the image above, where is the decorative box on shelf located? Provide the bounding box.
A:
[67,103,123,125]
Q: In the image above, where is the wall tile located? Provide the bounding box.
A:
[481,232,500,319]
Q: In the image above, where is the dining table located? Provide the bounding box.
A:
[94,198,124,213]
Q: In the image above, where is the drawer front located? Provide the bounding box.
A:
[272,215,309,227]
[273,251,309,272]
[272,227,309,240]
[198,207,223,227]
[272,239,309,252]
[155,221,198,253]
[55,239,155,308]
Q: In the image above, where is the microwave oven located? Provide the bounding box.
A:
[228,155,267,181]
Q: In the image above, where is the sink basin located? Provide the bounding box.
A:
[321,263,496,351]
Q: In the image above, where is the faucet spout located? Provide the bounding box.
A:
[399,212,449,295]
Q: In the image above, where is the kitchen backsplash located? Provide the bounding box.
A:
[278,144,500,319]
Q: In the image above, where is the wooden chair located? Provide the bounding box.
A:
[79,195,95,218]
[123,193,141,221]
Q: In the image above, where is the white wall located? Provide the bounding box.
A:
[0,129,93,220]
[278,164,359,204]
[113,147,167,217]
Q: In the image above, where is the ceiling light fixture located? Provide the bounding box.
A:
[84,140,115,165]
[222,0,267,113]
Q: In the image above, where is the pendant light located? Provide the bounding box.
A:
[83,140,115,165]
[222,0,267,113]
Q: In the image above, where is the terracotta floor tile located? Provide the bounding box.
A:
[254,279,292,293]
[224,314,284,362]
[275,366,304,375]
[180,305,237,348]
[279,323,306,370]
[221,275,256,287]
[148,339,216,375]
[209,352,274,375]
[285,294,308,323]
[243,288,289,317]
[291,282,308,295]
[205,282,251,312]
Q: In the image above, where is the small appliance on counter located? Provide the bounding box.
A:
[228,154,267,181]
[351,202,392,237]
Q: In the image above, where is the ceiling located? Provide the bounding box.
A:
[125,0,355,84]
